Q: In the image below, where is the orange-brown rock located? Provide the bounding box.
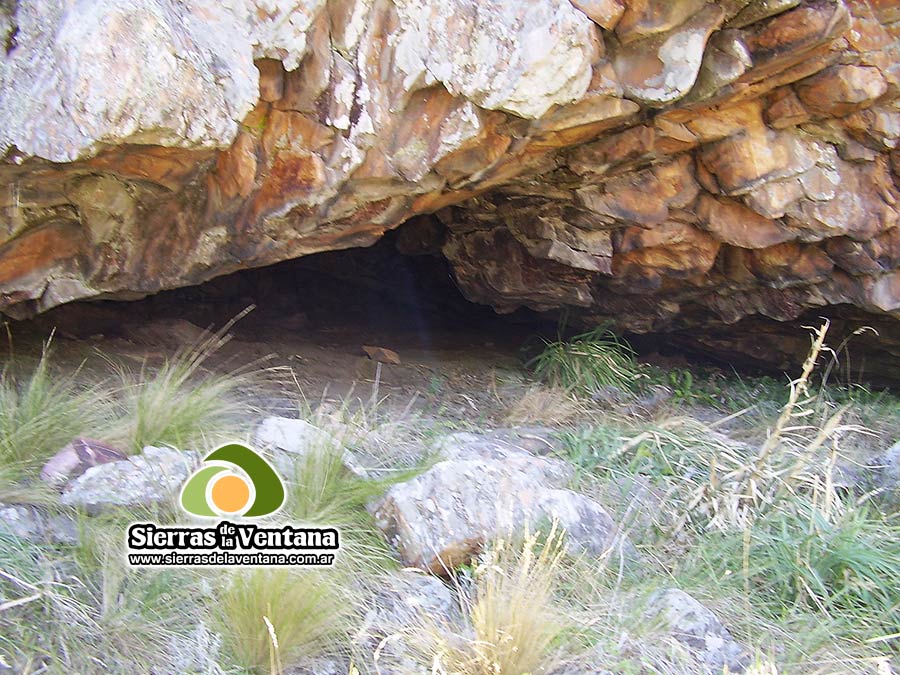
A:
[570,0,625,30]
[796,64,888,116]
[1,0,899,379]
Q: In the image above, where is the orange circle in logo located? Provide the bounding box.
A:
[210,474,251,513]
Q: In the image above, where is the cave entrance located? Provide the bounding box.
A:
[5,218,566,414]
[16,217,549,344]
[5,217,900,401]
[131,218,555,354]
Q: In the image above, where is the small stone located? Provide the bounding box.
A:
[838,138,878,162]
[870,440,900,499]
[700,127,816,196]
[743,178,805,219]
[362,345,401,365]
[253,416,370,478]
[615,0,708,43]
[431,431,573,484]
[728,0,800,29]
[688,29,752,101]
[41,438,127,488]
[0,505,79,545]
[0,505,45,541]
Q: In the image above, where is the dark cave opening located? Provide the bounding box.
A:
[11,219,555,358]
[5,217,900,389]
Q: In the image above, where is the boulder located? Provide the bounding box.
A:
[373,432,618,574]
[60,446,196,511]
[646,588,750,674]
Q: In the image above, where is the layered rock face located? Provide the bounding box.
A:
[1,0,899,371]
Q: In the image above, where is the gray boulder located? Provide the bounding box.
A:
[645,588,750,674]
[373,431,619,574]
[60,445,197,511]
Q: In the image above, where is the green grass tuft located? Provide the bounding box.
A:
[0,343,113,484]
[528,327,646,397]
[107,332,252,454]
[213,567,351,674]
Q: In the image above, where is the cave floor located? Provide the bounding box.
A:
[3,287,898,462]
[2,294,543,428]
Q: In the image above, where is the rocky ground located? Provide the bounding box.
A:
[1,301,899,675]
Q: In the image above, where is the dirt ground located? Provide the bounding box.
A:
[1,280,542,428]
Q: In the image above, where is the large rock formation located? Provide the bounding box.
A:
[1,0,899,373]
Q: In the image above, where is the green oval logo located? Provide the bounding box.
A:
[180,442,285,518]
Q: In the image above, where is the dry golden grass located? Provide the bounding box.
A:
[409,527,571,675]
[677,321,865,533]
[503,385,582,426]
